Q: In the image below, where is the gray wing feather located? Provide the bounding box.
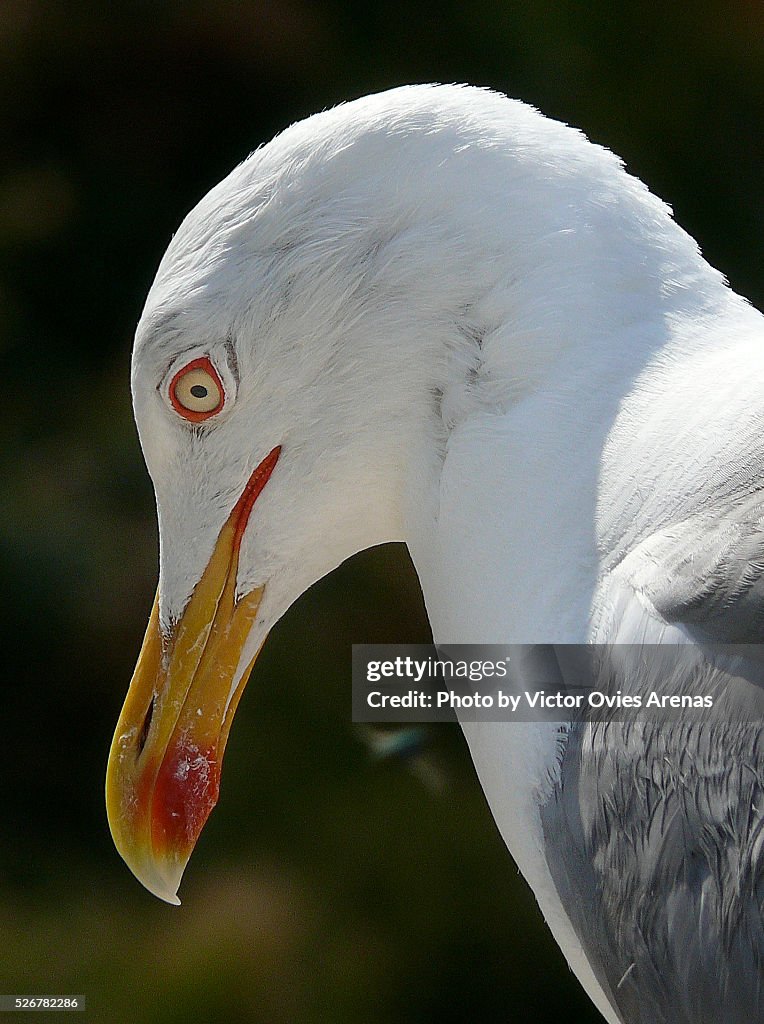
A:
[540,500,764,1024]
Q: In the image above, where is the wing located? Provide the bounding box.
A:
[540,499,764,1024]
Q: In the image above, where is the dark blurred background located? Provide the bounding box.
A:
[2,2,762,1022]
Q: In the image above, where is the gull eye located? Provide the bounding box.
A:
[169,357,225,422]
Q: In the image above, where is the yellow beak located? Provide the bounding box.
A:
[105,447,280,904]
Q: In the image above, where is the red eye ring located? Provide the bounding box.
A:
[169,356,225,422]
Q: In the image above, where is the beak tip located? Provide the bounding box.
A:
[128,862,184,906]
[110,823,187,907]
[156,891,182,908]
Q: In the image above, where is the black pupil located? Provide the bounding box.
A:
[190,384,208,399]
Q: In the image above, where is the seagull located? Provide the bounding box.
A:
[106,84,764,1023]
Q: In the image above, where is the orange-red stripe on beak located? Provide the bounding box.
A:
[105,447,280,904]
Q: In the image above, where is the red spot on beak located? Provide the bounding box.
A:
[152,741,221,853]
